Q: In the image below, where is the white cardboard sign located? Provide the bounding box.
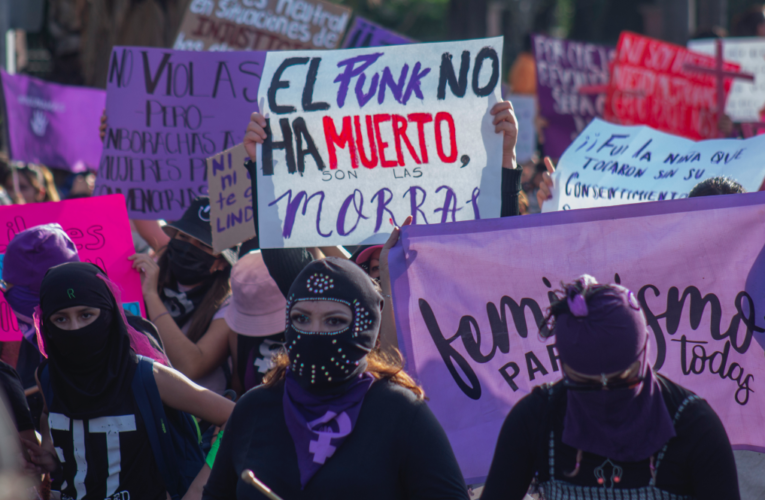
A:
[255,38,504,248]
[688,38,765,122]
[543,118,765,212]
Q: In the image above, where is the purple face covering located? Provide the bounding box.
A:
[283,371,374,487]
[554,278,676,462]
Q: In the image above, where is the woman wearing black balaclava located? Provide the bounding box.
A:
[130,196,237,394]
[203,257,468,499]
[24,262,234,500]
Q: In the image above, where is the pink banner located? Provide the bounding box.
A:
[389,192,765,483]
[0,195,144,341]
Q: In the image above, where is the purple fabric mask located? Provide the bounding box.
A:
[283,371,374,488]
[554,279,676,462]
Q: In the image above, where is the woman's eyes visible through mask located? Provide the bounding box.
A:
[48,307,102,331]
[290,313,309,325]
[325,316,350,328]
[290,311,351,332]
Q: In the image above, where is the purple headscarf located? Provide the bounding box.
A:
[2,224,79,335]
[553,275,675,462]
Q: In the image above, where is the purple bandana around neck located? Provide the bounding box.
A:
[283,370,374,488]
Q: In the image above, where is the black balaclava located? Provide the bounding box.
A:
[39,262,134,419]
[166,238,218,286]
[285,258,383,388]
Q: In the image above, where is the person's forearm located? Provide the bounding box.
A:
[307,247,325,260]
[182,465,210,500]
[503,147,517,169]
[132,220,171,252]
[501,167,523,217]
[319,246,350,259]
[144,293,205,377]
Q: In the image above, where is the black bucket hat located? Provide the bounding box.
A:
[162,196,237,266]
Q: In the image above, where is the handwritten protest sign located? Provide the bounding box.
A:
[207,143,254,253]
[509,94,536,163]
[1,70,105,172]
[605,32,739,140]
[533,34,613,158]
[174,0,351,52]
[255,37,504,248]
[543,118,765,212]
[688,38,765,122]
[342,16,414,48]
[0,195,143,341]
[389,192,765,482]
[93,47,265,220]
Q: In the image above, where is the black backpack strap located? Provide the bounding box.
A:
[131,355,182,500]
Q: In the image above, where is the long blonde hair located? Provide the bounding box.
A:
[264,348,426,400]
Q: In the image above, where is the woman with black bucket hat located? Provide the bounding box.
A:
[130,196,238,395]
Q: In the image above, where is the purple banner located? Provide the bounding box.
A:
[389,192,765,483]
[341,16,414,48]
[2,70,105,172]
[533,34,614,158]
[93,47,266,220]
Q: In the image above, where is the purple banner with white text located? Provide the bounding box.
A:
[2,70,105,172]
[389,193,765,482]
[342,16,414,48]
[93,47,265,220]
[533,35,614,158]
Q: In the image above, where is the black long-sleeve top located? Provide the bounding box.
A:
[481,375,739,500]
[501,166,523,217]
[203,378,469,500]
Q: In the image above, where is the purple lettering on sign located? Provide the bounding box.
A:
[390,192,765,483]
[94,47,266,220]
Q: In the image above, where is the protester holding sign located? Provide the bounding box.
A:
[204,258,468,499]
[481,276,739,499]
[24,262,234,500]
[130,197,235,395]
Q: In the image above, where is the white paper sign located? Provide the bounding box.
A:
[688,38,765,122]
[255,38,504,248]
[509,94,536,163]
[543,118,765,212]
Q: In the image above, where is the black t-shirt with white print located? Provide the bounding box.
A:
[47,363,165,500]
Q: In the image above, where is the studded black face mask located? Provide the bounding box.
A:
[284,258,383,389]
